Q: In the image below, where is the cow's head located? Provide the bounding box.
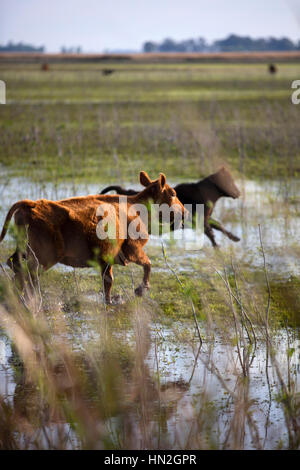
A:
[208,167,241,199]
[139,171,188,226]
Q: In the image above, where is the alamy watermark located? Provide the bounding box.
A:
[291,80,300,104]
[96,198,204,250]
[0,80,6,104]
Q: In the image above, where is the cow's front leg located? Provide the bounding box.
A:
[204,219,218,248]
[130,250,151,297]
[135,253,151,297]
[209,217,240,242]
[122,241,151,297]
[101,264,114,304]
[203,205,218,248]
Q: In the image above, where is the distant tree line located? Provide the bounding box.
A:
[143,34,300,53]
[0,41,45,52]
[0,42,82,54]
[60,46,82,54]
[2,35,299,54]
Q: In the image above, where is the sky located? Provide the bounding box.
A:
[1,0,300,52]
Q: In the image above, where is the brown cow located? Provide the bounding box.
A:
[101,167,241,247]
[0,172,186,304]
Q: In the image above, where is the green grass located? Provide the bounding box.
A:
[1,62,300,182]
[20,247,297,329]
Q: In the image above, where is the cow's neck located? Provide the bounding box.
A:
[131,185,158,206]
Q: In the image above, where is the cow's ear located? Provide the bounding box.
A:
[159,173,166,189]
[140,171,151,187]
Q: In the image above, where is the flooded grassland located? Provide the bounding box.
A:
[0,61,299,449]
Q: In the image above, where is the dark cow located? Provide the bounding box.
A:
[100,167,241,247]
[268,64,277,74]
[102,69,114,76]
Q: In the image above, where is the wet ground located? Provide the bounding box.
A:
[0,174,299,449]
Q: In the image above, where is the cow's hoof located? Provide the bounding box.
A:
[112,295,125,305]
[229,234,240,242]
[134,284,149,297]
[105,295,125,305]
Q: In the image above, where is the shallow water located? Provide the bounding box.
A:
[146,326,300,450]
[0,174,299,276]
[0,321,299,449]
[0,174,299,449]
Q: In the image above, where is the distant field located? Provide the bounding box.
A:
[1,51,300,62]
[0,58,300,182]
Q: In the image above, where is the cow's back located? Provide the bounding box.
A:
[174,182,201,206]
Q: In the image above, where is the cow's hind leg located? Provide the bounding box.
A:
[209,217,240,242]
[8,221,58,296]
[7,250,25,290]
[7,248,40,296]
[101,264,114,304]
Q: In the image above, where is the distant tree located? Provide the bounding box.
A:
[0,41,44,52]
[142,34,299,53]
[143,41,157,53]
[215,34,255,52]
[194,37,208,52]
[266,37,296,51]
[60,46,82,54]
[143,37,208,53]
[159,38,177,52]
[214,34,297,52]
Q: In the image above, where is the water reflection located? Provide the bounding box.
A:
[0,322,299,449]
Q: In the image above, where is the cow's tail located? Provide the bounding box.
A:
[0,201,34,243]
[100,185,135,196]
